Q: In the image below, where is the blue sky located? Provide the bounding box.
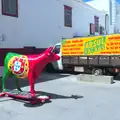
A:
[84,0,120,3]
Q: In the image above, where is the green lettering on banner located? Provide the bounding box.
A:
[84,36,106,55]
[61,39,67,45]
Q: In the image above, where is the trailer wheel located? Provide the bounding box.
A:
[92,68,103,76]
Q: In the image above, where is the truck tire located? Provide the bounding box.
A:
[107,72,118,76]
[92,68,103,76]
[104,68,118,76]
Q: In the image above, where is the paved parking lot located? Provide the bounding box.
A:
[1,72,120,120]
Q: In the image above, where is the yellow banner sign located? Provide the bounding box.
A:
[61,34,120,56]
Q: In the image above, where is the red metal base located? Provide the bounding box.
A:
[0,91,50,105]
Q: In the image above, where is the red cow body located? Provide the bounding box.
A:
[2,46,60,97]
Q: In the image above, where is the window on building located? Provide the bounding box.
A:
[100,26,104,35]
[2,0,18,17]
[64,5,72,27]
[94,16,99,32]
[90,23,95,35]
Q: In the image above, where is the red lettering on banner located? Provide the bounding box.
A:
[115,42,119,45]
[110,47,114,49]
[111,43,114,45]
[62,52,69,54]
[77,44,83,46]
[72,39,83,43]
[80,40,83,42]
[66,41,71,43]
[108,36,120,40]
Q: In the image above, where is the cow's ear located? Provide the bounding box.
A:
[49,46,54,52]
[45,46,54,53]
[45,47,51,52]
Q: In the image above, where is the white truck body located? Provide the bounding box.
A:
[52,43,63,71]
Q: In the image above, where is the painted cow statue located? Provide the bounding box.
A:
[1,46,60,97]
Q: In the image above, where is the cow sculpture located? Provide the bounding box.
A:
[1,46,60,97]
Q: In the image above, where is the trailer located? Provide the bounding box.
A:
[61,34,120,76]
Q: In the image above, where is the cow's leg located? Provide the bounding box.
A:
[2,66,10,92]
[28,72,35,97]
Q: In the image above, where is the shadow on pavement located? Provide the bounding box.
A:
[0,72,70,91]
[0,90,83,108]
[16,91,83,107]
[35,91,83,100]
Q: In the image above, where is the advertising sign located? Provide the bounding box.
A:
[61,34,120,56]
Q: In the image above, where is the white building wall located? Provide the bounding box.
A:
[0,0,106,48]
[72,1,106,36]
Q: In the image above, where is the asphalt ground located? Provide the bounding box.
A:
[0,72,120,120]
